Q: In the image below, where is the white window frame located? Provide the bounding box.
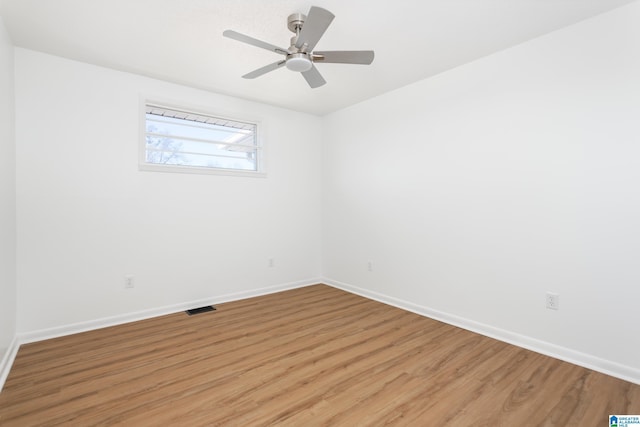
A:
[139,98,266,177]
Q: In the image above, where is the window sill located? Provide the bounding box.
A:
[138,163,267,178]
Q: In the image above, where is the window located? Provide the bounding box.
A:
[140,102,263,176]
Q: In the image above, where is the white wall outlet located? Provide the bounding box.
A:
[268,258,275,268]
[367,261,373,272]
[546,292,559,310]
[125,275,135,289]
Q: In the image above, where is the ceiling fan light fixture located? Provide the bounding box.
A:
[286,53,312,72]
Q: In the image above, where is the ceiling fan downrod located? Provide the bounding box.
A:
[285,13,312,72]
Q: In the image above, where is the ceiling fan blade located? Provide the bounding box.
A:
[223,30,288,55]
[313,50,375,65]
[295,7,335,52]
[301,65,326,88]
[242,60,286,79]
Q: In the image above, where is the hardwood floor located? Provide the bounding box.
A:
[1,284,638,426]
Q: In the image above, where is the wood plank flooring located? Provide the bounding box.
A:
[1,284,638,426]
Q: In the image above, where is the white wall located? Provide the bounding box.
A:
[323,1,640,377]
[0,15,16,359]
[15,49,322,333]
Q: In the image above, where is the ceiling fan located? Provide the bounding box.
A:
[223,6,374,88]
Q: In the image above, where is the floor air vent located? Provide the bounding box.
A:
[186,305,216,316]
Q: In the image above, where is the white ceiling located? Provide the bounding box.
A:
[1,0,636,115]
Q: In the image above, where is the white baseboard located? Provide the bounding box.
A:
[17,278,320,345]
[0,335,20,392]
[323,277,640,386]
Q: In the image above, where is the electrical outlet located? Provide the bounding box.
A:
[125,275,135,289]
[268,258,275,268]
[367,261,373,272]
[546,292,559,310]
